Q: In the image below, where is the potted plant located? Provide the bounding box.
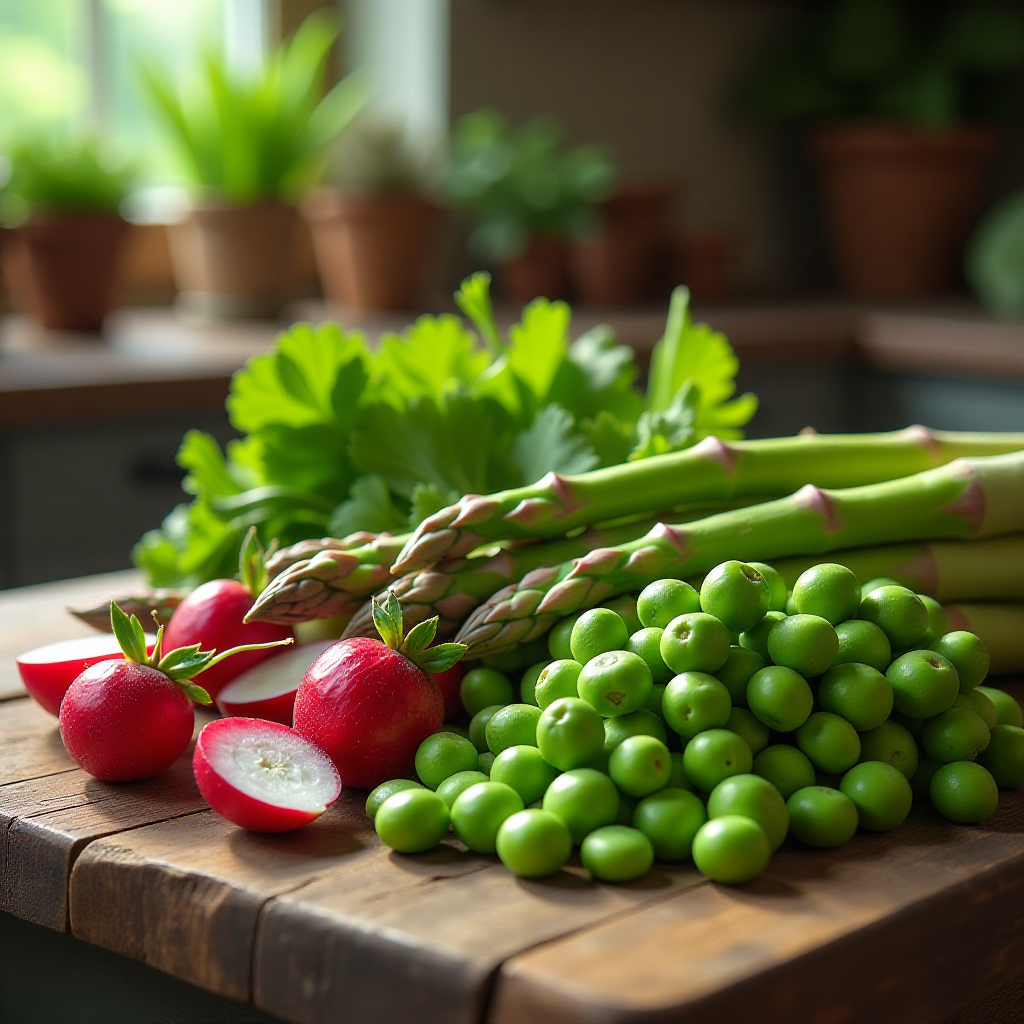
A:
[143,11,368,320]
[304,117,438,310]
[0,138,132,331]
[745,0,1024,300]
[445,110,617,302]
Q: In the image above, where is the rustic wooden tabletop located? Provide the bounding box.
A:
[1,575,1021,1024]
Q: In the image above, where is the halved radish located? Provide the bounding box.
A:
[17,634,155,716]
[215,640,335,724]
[193,717,341,832]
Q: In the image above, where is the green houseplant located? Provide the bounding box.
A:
[143,10,368,318]
[303,116,438,310]
[0,137,133,331]
[445,110,617,302]
[745,0,1024,299]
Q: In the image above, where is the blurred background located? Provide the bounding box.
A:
[1,0,1024,589]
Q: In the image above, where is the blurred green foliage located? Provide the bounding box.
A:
[744,0,1024,129]
[445,109,618,262]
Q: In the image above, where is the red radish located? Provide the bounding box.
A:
[193,717,341,831]
[16,633,154,716]
[292,590,466,789]
[216,640,334,724]
[59,600,291,782]
[162,531,293,702]
[432,663,466,720]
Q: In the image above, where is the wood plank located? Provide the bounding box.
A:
[0,570,139,701]
[252,843,702,1024]
[0,709,214,932]
[490,794,1024,1024]
[0,698,75,785]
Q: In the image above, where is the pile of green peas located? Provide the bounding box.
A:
[369,561,1024,885]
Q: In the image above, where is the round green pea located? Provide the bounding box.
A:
[753,744,816,800]
[519,660,550,706]
[581,825,654,882]
[625,627,673,684]
[715,645,765,706]
[489,745,559,805]
[668,751,695,791]
[478,752,495,776]
[767,614,839,677]
[739,610,785,662]
[930,631,990,692]
[692,815,771,884]
[796,712,862,774]
[547,613,582,661]
[375,788,450,853]
[637,579,700,629]
[858,719,919,780]
[834,619,891,673]
[746,666,814,733]
[662,671,732,740]
[699,560,771,633]
[910,752,943,800]
[601,594,642,635]
[930,761,999,823]
[861,576,901,598]
[460,667,514,718]
[683,728,753,793]
[961,690,997,731]
[542,768,620,844]
[485,703,542,754]
[535,659,583,709]
[977,687,1024,728]
[840,761,913,832]
[577,650,653,717]
[725,706,770,755]
[977,724,1024,788]
[660,612,730,675]
[496,809,572,877]
[920,707,990,764]
[415,732,480,790]
[632,787,706,860]
[436,770,490,808]
[469,705,504,753]
[817,662,893,732]
[859,586,928,649]
[886,650,960,718]
[707,773,789,850]
[792,563,861,625]
[919,596,949,645]
[570,608,628,664]
[604,709,668,752]
[537,698,605,771]
[786,786,858,847]
[609,735,673,798]
[450,781,524,853]
[365,779,422,820]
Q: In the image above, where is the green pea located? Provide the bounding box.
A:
[699,560,771,633]
[375,788,449,853]
[535,659,583,709]
[962,689,997,730]
[450,781,524,853]
[796,712,861,774]
[767,614,839,677]
[715,645,764,706]
[637,579,700,629]
[752,744,816,800]
[817,661,894,732]
[683,728,753,793]
[604,709,668,752]
[469,705,504,753]
[919,596,949,645]
[747,666,814,733]
[786,786,858,848]
[910,752,943,800]
[633,787,706,860]
[581,825,654,882]
[625,627,673,684]
[460,667,514,717]
[542,768,620,844]
[977,725,1024,788]
[547,613,583,661]
[660,612,730,675]
[570,608,628,664]
[519,660,551,706]
[886,650,960,718]
[834,619,891,673]
[489,745,559,805]
[725,707,770,755]
[662,671,732,740]
[577,650,653,717]
[929,761,999,823]
[858,719,919,780]
[792,563,861,625]
[920,707,990,764]
[707,772,789,850]
[536,697,605,771]
[861,577,901,598]
[748,562,788,612]
[365,779,422,820]
[415,732,480,790]
[977,687,1024,728]
[609,735,672,798]
[436,770,490,809]
[739,610,785,662]
[859,586,928,649]
[485,703,542,755]
[691,815,771,884]
[496,809,572,877]
[667,751,695,791]
[840,761,912,831]
[930,631,990,692]
[601,594,642,635]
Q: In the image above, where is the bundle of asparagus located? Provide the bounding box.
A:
[244,428,1024,670]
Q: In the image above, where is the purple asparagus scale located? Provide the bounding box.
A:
[454,451,1024,658]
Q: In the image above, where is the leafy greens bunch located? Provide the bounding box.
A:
[134,274,757,587]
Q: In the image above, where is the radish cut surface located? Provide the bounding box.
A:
[216,641,333,717]
[202,719,341,813]
[18,634,146,664]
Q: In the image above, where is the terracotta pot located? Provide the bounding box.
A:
[167,201,298,319]
[674,232,739,303]
[2,212,128,331]
[811,123,998,300]
[501,235,567,303]
[568,183,672,306]
[303,189,436,310]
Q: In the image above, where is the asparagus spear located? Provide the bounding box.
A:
[245,532,410,625]
[946,603,1024,676]
[455,451,1024,657]
[263,531,388,578]
[392,427,1024,575]
[768,535,1024,602]
[69,590,185,632]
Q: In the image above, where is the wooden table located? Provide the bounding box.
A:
[1,576,1022,1024]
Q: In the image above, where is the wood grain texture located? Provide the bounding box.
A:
[490,795,1024,1024]
[0,570,139,701]
[0,698,76,785]
[253,828,702,1024]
